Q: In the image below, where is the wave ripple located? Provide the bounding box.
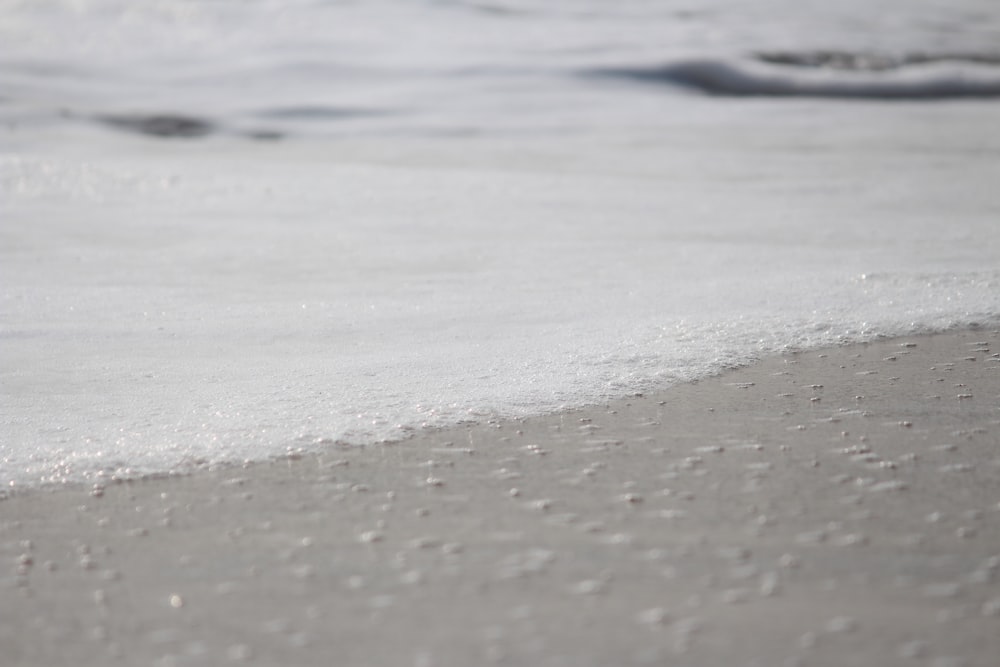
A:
[96,113,216,139]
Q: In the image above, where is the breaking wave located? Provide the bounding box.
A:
[595,54,1000,99]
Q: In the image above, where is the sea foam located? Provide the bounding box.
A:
[3,0,1000,487]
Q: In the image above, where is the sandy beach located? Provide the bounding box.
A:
[2,329,998,666]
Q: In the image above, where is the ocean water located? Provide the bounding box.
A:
[3,0,1000,487]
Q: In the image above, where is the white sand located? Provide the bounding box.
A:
[2,330,999,666]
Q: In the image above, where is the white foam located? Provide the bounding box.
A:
[5,116,999,487]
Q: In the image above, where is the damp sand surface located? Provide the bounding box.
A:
[2,330,999,667]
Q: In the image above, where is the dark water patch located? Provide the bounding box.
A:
[242,129,285,141]
[429,0,531,17]
[253,105,382,121]
[461,2,524,17]
[96,113,216,138]
[2,59,98,79]
[588,56,1000,100]
[755,50,1000,72]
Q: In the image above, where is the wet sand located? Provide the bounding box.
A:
[2,330,999,667]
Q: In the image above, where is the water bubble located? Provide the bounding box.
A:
[226,644,252,662]
[759,572,780,597]
[825,616,857,634]
[930,658,967,667]
[897,640,928,658]
[868,480,907,493]
[721,588,749,604]
[400,570,424,585]
[527,499,552,512]
[636,607,670,626]
[981,598,1000,616]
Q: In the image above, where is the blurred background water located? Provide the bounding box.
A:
[3,0,1000,139]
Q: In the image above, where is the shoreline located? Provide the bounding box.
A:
[3,329,999,666]
[7,325,999,497]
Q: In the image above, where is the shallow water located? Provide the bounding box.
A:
[3,0,1000,486]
